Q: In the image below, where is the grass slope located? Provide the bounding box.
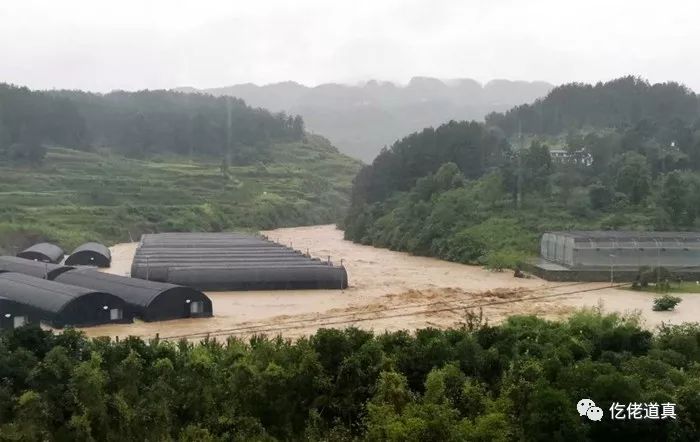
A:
[0,135,361,252]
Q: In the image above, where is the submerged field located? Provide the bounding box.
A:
[0,136,361,253]
[77,225,699,342]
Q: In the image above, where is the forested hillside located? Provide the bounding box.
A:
[487,77,699,136]
[0,83,304,164]
[2,311,699,440]
[344,77,700,268]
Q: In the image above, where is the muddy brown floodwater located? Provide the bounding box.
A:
[78,225,700,341]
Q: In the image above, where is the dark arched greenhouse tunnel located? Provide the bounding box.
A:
[0,272,133,328]
[131,232,349,291]
[0,256,75,280]
[165,265,349,291]
[55,268,213,321]
[16,242,65,264]
[65,242,112,267]
[0,296,43,330]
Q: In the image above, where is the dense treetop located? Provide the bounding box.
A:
[1,311,699,441]
[486,76,700,136]
[349,121,510,206]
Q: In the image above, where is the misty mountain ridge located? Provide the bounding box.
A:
[176,77,554,161]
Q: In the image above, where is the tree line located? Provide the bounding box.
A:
[0,83,305,165]
[1,310,699,441]
[485,76,699,136]
[344,77,700,267]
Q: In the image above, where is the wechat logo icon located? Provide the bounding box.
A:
[577,398,604,421]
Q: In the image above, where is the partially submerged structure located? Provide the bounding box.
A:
[530,231,700,281]
[16,242,65,264]
[139,232,278,248]
[0,297,39,330]
[65,242,112,267]
[131,232,349,290]
[55,269,212,321]
[0,256,74,280]
[166,265,349,291]
[130,258,326,281]
[0,272,132,328]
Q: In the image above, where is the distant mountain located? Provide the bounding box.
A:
[176,77,554,162]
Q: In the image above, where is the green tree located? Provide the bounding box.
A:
[660,171,688,226]
[371,371,412,413]
[0,121,9,151]
[9,391,50,441]
[69,352,109,440]
[521,385,586,441]
[5,126,46,165]
[456,412,512,442]
[588,182,613,210]
[614,152,651,204]
[473,171,505,208]
[523,141,553,193]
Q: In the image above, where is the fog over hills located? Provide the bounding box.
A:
[177,78,554,162]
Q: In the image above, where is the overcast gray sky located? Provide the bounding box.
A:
[1,0,699,92]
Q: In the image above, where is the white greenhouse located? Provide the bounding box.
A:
[540,231,700,269]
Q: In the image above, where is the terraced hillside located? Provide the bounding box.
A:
[0,135,361,252]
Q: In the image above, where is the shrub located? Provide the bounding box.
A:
[638,266,673,287]
[653,294,682,311]
[483,249,526,271]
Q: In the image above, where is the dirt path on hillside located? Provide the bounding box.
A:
[79,225,698,340]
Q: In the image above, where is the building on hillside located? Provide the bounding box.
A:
[550,148,593,166]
